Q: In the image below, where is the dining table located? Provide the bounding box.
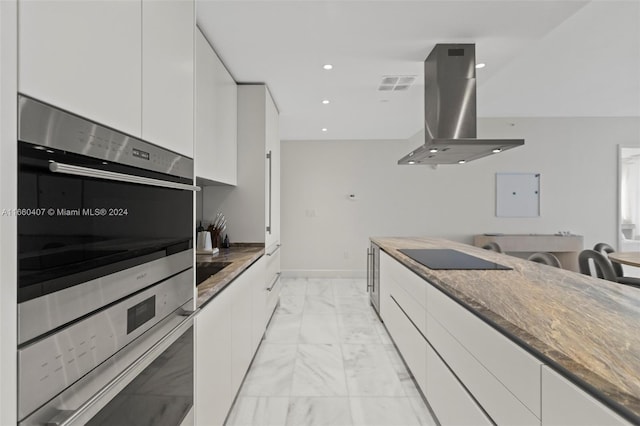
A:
[608,251,640,268]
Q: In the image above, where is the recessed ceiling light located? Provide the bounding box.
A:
[408,152,414,157]
[321,128,328,132]
[323,64,333,70]
[34,146,46,150]
[429,148,438,153]
[408,161,416,165]
[46,149,54,154]
[492,148,502,153]
[322,100,330,105]
[475,63,486,69]
[458,160,466,164]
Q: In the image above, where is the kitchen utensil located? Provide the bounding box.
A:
[197,231,212,250]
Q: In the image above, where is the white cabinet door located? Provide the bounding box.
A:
[541,366,629,426]
[426,311,540,425]
[211,43,237,185]
[426,282,542,417]
[195,29,216,179]
[264,88,280,248]
[251,257,267,352]
[379,251,395,321]
[384,291,428,396]
[18,0,142,137]
[195,28,237,184]
[142,0,194,157]
[195,288,232,426]
[426,343,493,426]
[231,264,255,394]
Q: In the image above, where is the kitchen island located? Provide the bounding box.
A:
[372,237,640,425]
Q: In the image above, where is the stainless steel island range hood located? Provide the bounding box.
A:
[398,44,523,165]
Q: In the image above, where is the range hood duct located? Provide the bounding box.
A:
[398,44,523,165]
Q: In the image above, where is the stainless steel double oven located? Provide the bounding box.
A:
[17,95,197,425]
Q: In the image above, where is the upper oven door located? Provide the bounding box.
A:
[17,96,197,306]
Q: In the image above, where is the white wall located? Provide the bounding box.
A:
[281,117,640,276]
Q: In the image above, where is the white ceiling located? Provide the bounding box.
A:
[196,1,640,141]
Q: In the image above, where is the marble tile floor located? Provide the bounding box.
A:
[226,277,437,426]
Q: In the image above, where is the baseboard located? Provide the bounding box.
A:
[281,269,366,279]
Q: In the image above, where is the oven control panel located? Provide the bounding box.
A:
[17,269,193,421]
[18,95,194,180]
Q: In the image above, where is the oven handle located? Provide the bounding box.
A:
[49,309,198,426]
[49,162,201,192]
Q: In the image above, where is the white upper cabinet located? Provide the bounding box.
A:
[142,0,194,157]
[195,28,237,184]
[18,0,142,138]
[19,0,196,158]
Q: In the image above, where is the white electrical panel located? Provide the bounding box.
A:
[496,173,540,217]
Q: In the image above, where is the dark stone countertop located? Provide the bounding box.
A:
[372,236,640,424]
[196,244,264,308]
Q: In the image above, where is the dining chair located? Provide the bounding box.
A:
[578,249,618,281]
[482,242,503,253]
[528,252,562,268]
[579,249,640,288]
[593,242,624,277]
[593,242,640,287]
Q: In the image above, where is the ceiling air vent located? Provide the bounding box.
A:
[378,75,416,91]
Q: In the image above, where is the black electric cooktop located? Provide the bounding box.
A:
[399,249,512,270]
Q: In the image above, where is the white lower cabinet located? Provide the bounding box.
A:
[379,251,396,321]
[541,366,628,426]
[230,269,253,394]
[195,284,232,426]
[195,257,268,426]
[384,293,428,395]
[426,342,493,426]
[251,257,268,353]
[426,311,540,425]
[265,245,281,319]
[426,283,542,418]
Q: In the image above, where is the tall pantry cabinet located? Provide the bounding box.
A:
[201,83,282,318]
[206,85,280,245]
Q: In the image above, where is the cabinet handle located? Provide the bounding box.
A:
[366,249,373,292]
[266,244,281,256]
[266,272,281,292]
[266,150,272,234]
[49,162,201,192]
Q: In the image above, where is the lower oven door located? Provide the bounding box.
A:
[20,313,195,426]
